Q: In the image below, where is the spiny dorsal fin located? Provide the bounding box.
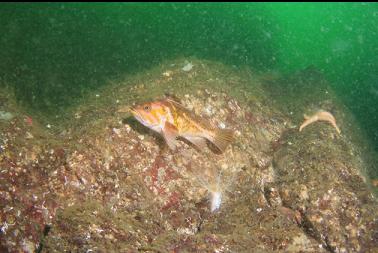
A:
[164,93,182,104]
[165,97,215,130]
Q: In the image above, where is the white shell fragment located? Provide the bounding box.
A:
[182,62,193,72]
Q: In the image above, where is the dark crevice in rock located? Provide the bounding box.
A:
[296,210,335,253]
[35,224,51,253]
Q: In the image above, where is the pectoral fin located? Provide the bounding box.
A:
[163,122,179,150]
[185,136,208,150]
[208,129,234,153]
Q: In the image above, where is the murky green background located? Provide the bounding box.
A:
[0,3,377,151]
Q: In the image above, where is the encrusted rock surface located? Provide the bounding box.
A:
[0,59,377,252]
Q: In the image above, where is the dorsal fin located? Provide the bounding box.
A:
[165,97,215,131]
[164,93,182,104]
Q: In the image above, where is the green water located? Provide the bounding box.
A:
[0,3,377,150]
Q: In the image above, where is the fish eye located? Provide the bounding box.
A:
[143,105,150,111]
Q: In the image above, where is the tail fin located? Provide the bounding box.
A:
[210,129,234,153]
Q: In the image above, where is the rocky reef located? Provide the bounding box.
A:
[0,59,377,252]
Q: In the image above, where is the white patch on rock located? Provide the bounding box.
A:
[210,191,222,212]
[219,122,226,129]
[0,111,14,121]
[182,62,193,72]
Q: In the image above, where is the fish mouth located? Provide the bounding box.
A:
[119,106,153,128]
[130,108,160,129]
[129,106,142,117]
[129,108,145,123]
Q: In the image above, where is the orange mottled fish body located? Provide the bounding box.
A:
[130,98,233,152]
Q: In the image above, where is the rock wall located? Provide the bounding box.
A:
[0,59,377,252]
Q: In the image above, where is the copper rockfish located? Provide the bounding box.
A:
[130,98,233,152]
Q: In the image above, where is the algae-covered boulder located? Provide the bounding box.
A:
[0,58,377,252]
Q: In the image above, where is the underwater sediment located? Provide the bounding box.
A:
[0,58,377,252]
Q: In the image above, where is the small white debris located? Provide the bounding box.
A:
[204,105,213,116]
[210,191,222,212]
[124,124,131,133]
[25,132,34,139]
[182,62,193,72]
[219,122,226,129]
[138,135,145,140]
[256,208,263,213]
[112,128,121,137]
[116,99,120,104]
[46,124,51,129]
[1,222,8,234]
[162,70,173,77]
[95,94,100,97]
[177,227,197,235]
[80,177,87,185]
[0,111,14,121]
